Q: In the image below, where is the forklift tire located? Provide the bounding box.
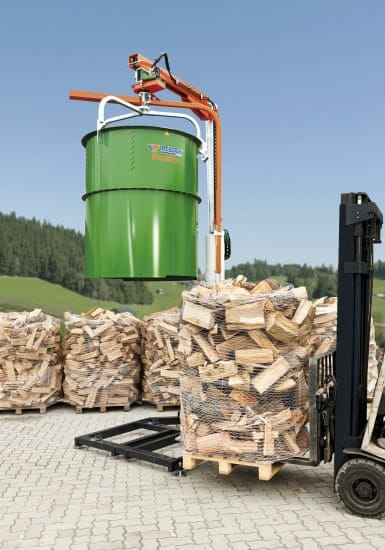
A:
[335,458,385,518]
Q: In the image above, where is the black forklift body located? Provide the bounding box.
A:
[334,192,383,474]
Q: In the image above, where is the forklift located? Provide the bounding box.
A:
[70,54,385,518]
[333,191,385,517]
[295,190,385,519]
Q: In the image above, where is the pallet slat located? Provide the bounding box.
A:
[74,404,131,414]
[182,452,283,480]
[0,406,48,415]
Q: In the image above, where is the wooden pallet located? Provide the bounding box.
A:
[156,403,180,412]
[74,404,131,414]
[183,452,283,480]
[141,400,179,412]
[0,406,48,415]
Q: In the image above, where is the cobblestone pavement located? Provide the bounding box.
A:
[1,403,384,550]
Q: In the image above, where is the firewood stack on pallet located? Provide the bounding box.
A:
[310,297,337,356]
[178,276,315,463]
[310,297,378,397]
[0,309,62,411]
[63,309,141,410]
[141,307,181,407]
[368,320,379,398]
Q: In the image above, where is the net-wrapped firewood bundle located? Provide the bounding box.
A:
[141,307,181,407]
[0,309,62,410]
[368,319,379,397]
[179,276,315,463]
[63,308,141,409]
[310,297,378,397]
[310,297,337,356]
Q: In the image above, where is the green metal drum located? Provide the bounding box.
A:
[82,126,201,279]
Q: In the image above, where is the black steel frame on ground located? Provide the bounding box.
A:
[74,415,182,472]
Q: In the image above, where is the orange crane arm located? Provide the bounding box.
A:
[128,52,215,121]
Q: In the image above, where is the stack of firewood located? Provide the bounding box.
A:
[179,276,315,462]
[310,297,378,397]
[63,309,141,409]
[368,320,379,397]
[0,309,62,409]
[141,307,181,406]
[310,297,337,356]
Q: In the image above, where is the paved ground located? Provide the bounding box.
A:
[1,403,384,550]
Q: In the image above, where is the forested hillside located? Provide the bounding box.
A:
[226,259,385,299]
[0,212,153,304]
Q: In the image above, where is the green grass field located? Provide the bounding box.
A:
[372,295,385,346]
[372,278,385,345]
[0,276,188,319]
[373,277,385,295]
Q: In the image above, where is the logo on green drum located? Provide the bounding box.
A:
[147,144,183,160]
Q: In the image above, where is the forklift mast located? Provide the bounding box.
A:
[334,192,383,475]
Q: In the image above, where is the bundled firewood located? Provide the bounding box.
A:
[368,319,379,397]
[63,308,141,409]
[179,276,315,462]
[141,307,181,407]
[310,297,378,397]
[310,297,337,356]
[0,309,62,410]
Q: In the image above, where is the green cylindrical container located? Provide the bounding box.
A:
[82,126,201,279]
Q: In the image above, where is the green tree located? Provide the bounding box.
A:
[0,211,153,305]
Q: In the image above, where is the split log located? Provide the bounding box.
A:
[265,311,300,344]
[182,301,215,330]
[251,357,292,394]
[250,279,279,295]
[216,333,254,359]
[235,348,274,367]
[228,373,250,391]
[248,329,278,352]
[192,333,219,363]
[225,300,267,330]
[198,361,238,382]
[292,300,314,325]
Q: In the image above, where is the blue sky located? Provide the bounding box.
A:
[1,1,385,269]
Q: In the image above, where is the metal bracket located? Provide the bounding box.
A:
[345,200,383,243]
[345,202,383,226]
[96,94,208,161]
[138,91,151,112]
[344,261,369,275]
